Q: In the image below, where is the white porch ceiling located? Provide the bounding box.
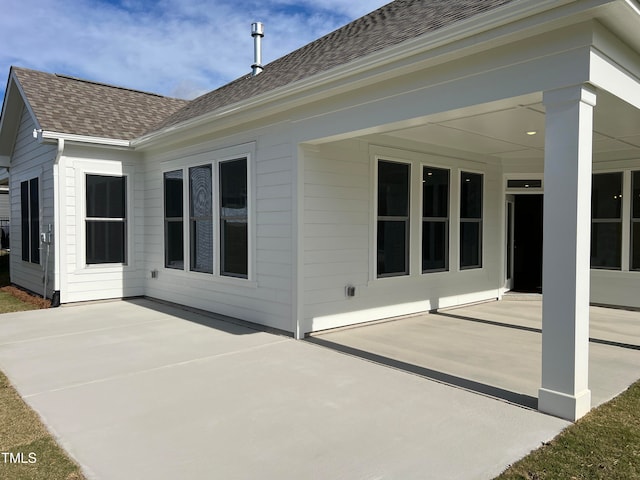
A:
[382,90,640,162]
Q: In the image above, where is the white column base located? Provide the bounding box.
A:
[538,387,591,421]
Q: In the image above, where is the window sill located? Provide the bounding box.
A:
[459,265,483,271]
[160,267,258,288]
[591,269,637,276]
[422,268,449,275]
[82,263,132,273]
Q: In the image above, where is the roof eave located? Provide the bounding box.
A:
[0,70,42,155]
[133,0,602,149]
[37,130,131,148]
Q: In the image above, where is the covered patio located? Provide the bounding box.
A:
[308,298,640,412]
[296,8,640,420]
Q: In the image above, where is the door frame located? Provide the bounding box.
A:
[503,175,544,293]
[505,195,515,290]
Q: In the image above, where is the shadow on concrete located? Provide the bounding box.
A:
[435,311,640,351]
[305,335,539,410]
[124,297,293,338]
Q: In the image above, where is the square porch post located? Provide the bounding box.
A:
[538,84,596,421]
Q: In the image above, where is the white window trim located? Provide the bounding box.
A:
[630,170,640,271]
[188,163,214,274]
[458,167,485,271]
[370,147,486,283]
[18,175,42,266]
[373,156,412,280]
[591,167,633,272]
[160,142,256,285]
[504,173,544,193]
[163,169,185,271]
[421,163,451,274]
[219,157,250,279]
[76,164,133,271]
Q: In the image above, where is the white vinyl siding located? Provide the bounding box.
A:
[9,106,55,297]
[302,140,501,334]
[144,136,293,332]
[58,145,144,303]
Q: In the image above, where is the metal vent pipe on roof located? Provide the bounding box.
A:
[251,22,264,76]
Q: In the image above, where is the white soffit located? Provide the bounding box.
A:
[593,91,640,138]
[385,122,534,154]
[437,106,546,149]
[381,91,640,161]
[619,134,640,147]
[498,149,544,160]
[592,137,638,153]
[384,103,547,157]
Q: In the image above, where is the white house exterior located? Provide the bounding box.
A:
[1,0,640,421]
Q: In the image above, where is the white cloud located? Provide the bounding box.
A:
[0,0,390,100]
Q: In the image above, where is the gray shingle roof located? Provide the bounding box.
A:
[158,0,518,131]
[13,68,188,140]
[9,0,518,141]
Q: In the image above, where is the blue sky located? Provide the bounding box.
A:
[0,0,390,103]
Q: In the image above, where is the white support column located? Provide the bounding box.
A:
[539,84,596,421]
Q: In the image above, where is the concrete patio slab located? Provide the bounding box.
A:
[0,299,570,480]
[312,300,640,409]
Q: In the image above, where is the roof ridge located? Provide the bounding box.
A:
[12,66,186,102]
[10,66,190,140]
[158,0,518,132]
[53,73,186,101]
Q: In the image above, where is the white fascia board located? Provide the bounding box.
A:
[0,156,9,168]
[625,0,640,14]
[38,130,131,148]
[590,49,640,110]
[132,0,616,149]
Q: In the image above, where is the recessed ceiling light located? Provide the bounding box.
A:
[526,131,538,136]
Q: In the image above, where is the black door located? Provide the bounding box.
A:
[513,195,543,292]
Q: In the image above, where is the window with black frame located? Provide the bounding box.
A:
[86,175,126,264]
[219,158,248,278]
[422,166,449,272]
[164,170,184,269]
[20,178,39,264]
[189,165,213,274]
[377,160,410,277]
[591,172,622,269]
[460,171,483,269]
[631,171,640,270]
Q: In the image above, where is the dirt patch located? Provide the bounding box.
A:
[0,286,51,309]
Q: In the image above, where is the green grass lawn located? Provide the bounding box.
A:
[0,252,48,312]
[0,291,40,314]
[496,381,640,479]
